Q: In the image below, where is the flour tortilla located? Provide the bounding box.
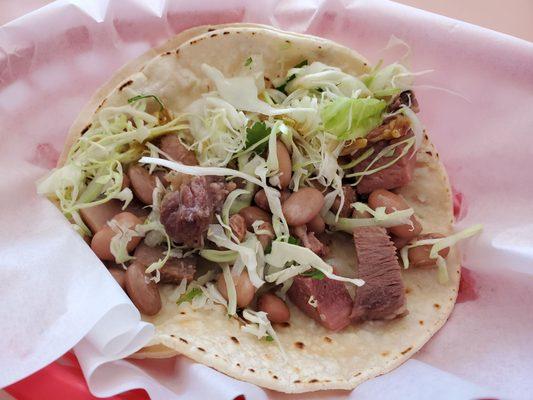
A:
[62,24,458,393]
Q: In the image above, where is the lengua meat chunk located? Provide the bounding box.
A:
[288,275,353,331]
[134,242,196,283]
[353,133,416,194]
[351,226,407,322]
[160,176,230,247]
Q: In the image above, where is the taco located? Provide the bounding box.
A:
[38,24,481,392]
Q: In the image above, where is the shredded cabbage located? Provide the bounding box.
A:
[325,202,414,232]
[400,224,483,283]
[108,219,142,264]
[221,263,237,316]
[199,249,238,263]
[207,224,264,288]
[321,97,387,140]
[265,241,364,286]
[241,309,286,359]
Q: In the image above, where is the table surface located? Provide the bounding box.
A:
[0,0,532,42]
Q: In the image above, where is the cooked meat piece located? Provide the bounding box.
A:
[388,90,419,113]
[133,242,196,283]
[351,227,407,322]
[292,225,328,257]
[366,115,411,143]
[159,258,196,284]
[353,133,416,194]
[160,176,230,247]
[331,185,357,217]
[288,275,353,331]
[159,134,198,165]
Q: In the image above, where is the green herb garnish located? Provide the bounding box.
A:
[245,121,271,153]
[244,57,253,67]
[264,335,274,342]
[287,235,300,245]
[301,269,325,280]
[176,287,202,305]
[275,59,308,94]
[127,94,164,110]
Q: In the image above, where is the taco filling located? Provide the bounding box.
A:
[37,24,482,393]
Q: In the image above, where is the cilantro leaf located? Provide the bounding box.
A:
[128,94,164,111]
[264,335,274,342]
[244,57,253,67]
[245,121,271,153]
[287,236,300,245]
[176,287,202,305]
[275,60,308,94]
[301,269,325,280]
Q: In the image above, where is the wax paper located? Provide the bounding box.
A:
[1,0,532,398]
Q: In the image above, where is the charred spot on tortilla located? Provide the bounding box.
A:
[163,51,171,56]
[197,347,206,352]
[434,303,441,309]
[381,351,390,356]
[118,80,133,91]
[179,338,188,344]
[210,33,217,38]
[231,336,239,344]
[400,347,413,355]
[223,31,230,35]
[294,341,305,349]
[309,379,319,383]
[80,124,91,135]
[419,320,424,325]
[324,336,333,343]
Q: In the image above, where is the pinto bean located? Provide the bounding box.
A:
[280,190,291,203]
[282,187,324,226]
[128,165,156,205]
[276,140,292,189]
[257,222,275,250]
[307,214,325,234]
[258,293,290,323]
[90,212,142,261]
[80,200,124,234]
[125,262,161,315]
[239,206,272,228]
[331,186,357,218]
[229,214,247,242]
[408,233,449,268]
[159,134,198,165]
[368,189,422,240]
[217,269,255,308]
[108,268,126,290]
[121,173,130,190]
[254,189,270,211]
[153,170,169,187]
